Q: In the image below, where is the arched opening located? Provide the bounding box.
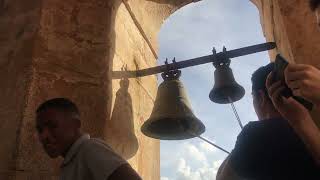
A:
[1,0,318,179]
[158,0,269,179]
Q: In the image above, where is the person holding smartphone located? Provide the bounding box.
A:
[217,63,320,180]
[265,0,320,166]
[266,70,320,166]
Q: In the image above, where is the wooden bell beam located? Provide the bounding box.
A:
[112,42,277,79]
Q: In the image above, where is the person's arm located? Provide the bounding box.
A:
[266,72,320,165]
[108,163,142,180]
[216,157,245,180]
[284,63,320,107]
[293,115,320,165]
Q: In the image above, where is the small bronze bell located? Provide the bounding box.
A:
[209,60,245,104]
[141,70,205,140]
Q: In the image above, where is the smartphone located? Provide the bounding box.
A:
[273,54,291,97]
[273,54,313,111]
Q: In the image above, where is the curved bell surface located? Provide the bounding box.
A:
[209,65,245,104]
[141,71,205,140]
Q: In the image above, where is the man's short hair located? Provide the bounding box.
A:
[310,0,320,11]
[36,98,80,117]
[251,63,274,96]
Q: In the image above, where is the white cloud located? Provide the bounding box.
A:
[161,140,225,180]
[213,160,223,169]
[185,143,206,162]
[199,141,217,153]
[177,158,201,180]
[161,177,170,180]
[161,142,212,169]
[175,158,223,180]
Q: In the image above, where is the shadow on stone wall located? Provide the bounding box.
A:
[0,0,128,178]
[105,77,139,160]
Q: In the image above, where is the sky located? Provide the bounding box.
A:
[158,0,270,179]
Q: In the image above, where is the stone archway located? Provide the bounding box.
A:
[0,0,319,179]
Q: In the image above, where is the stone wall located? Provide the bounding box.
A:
[0,0,44,178]
[0,0,197,179]
[251,0,320,65]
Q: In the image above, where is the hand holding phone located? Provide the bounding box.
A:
[273,54,313,111]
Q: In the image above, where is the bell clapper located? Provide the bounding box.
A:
[228,97,243,129]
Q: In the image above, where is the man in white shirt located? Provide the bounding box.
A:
[35,98,142,180]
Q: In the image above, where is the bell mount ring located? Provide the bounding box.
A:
[161,58,181,81]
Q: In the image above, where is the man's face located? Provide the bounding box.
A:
[252,90,269,120]
[252,91,262,119]
[36,108,78,158]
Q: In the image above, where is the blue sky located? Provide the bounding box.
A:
[158,0,270,179]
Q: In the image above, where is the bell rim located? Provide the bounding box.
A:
[141,117,206,140]
[209,85,245,104]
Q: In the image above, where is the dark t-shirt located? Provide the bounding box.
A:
[229,118,320,180]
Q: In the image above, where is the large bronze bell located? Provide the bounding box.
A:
[141,70,205,140]
[209,61,245,104]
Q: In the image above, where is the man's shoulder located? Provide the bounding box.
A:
[242,121,260,129]
[77,137,127,167]
[239,121,262,136]
[235,118,289,147]
[79,137,116,155]
[241,118,288,134]
[73,137,129,179]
